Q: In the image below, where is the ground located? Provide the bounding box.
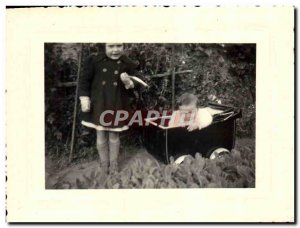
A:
[45,137,254,189]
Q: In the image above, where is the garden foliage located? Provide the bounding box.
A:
[56,145,255,189]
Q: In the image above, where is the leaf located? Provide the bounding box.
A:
[187,182,199,188]
[231,149,242,160]
[112,183,120,189]
[163,165,173,180]
[149,166,159,175]
[195,153,206,171]
[142,177,155,188]
[207,183,219,188]
[130,175,140,186]
[173,177,186,188]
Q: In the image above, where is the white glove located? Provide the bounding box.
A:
[125,80,134,89]
[79,96,91,112]
[120,72,134,89]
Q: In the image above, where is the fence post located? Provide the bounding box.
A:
[69,43,83,163]
[171,44,176,110]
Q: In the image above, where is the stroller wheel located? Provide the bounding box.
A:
[209,147,230,160]
[174,155,189,164]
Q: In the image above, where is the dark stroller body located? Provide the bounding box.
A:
[143,103,242,164]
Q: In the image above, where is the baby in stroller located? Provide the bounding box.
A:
[168,93,221,131]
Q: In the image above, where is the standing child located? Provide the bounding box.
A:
[78,43,139,174]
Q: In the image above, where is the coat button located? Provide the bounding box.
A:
[117,60,121,64]
[113,82,118,86]
[102,81,106,85]
[102,68,107,72]
[114,70,119,75]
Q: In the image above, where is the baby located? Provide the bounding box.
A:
[169,93,213,131]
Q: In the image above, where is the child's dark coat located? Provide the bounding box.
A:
[78,53,139,129]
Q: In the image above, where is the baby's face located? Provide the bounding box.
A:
[105,43,124,60]
[179,102,197,112]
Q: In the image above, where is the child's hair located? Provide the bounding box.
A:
[177,93,198,106]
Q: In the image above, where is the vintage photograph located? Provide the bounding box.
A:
[45,43,256,189]
[6,6,294,222]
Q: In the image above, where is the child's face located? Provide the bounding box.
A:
[105,43,124,60]
[179,102,197,112]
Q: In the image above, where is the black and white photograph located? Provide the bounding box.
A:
[45,43,256,189]
[6,6,294,222]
